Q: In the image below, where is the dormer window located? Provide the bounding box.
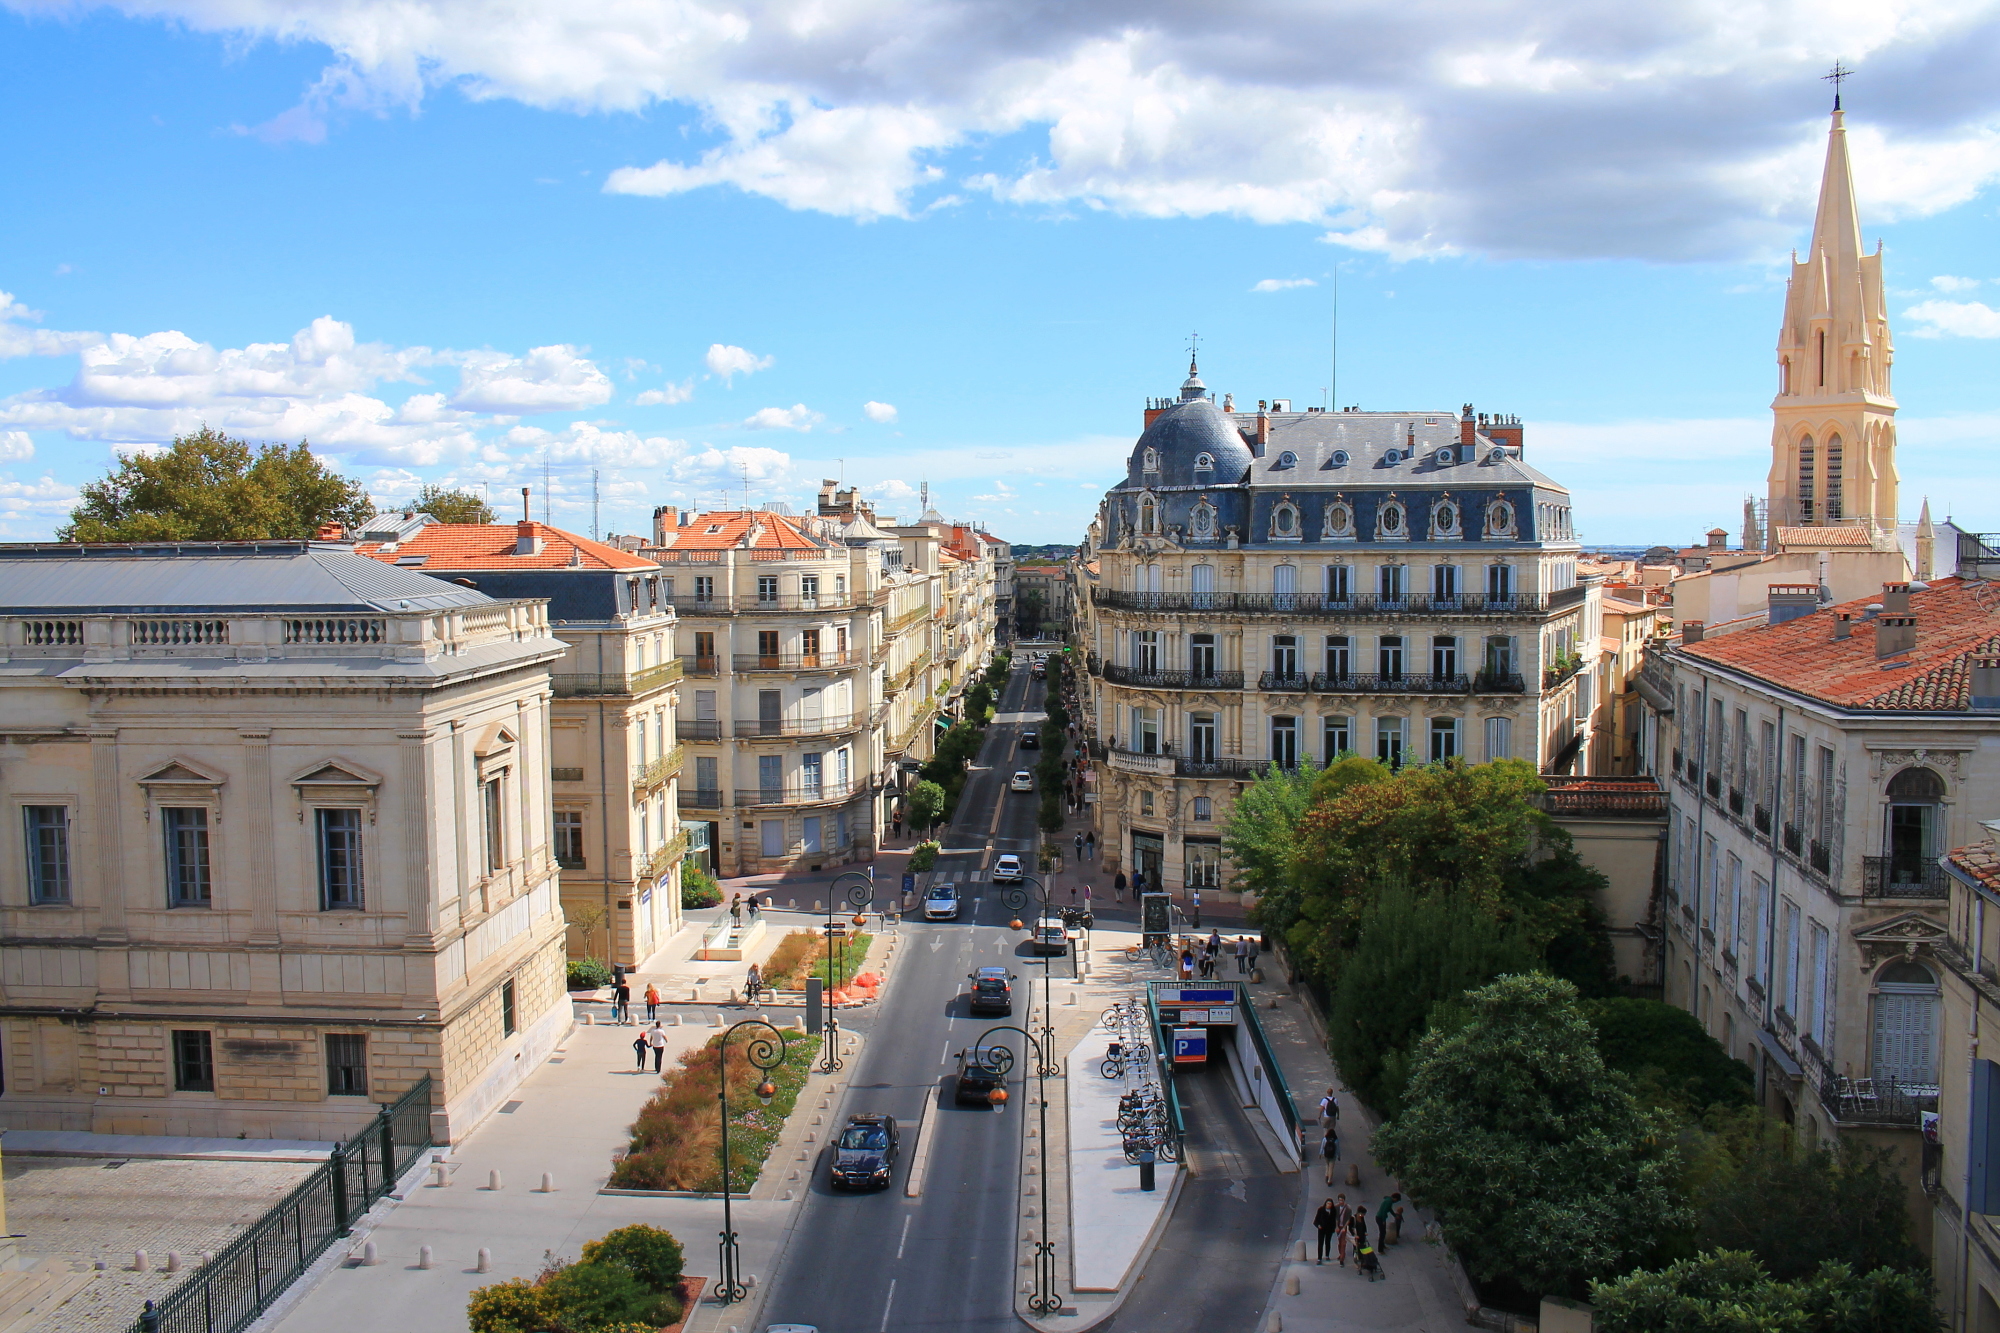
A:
[1486,500,1516,538]
[1275,451,1298,470]
[1435,447,1456,465]
[1329,450,1349,467]
[1194,452,1215,471]
[1377,500,1406,540]
[1271,502,1299,539]
[1143,448,1160,473]
[1139,497,1159,534]
[1323,499,1354,540]
[1432,497,1462,539]
[1190,502,1216,539]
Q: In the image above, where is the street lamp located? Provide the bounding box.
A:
[975,1024,1061,1317]
[998,874,1062,1079]
[819,871,876,1075]
[715,1018,787,1305]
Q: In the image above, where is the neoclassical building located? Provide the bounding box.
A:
[1077,364,1600,894]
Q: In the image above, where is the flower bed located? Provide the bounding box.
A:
[759,930,821,990]
[608,1028,821,1192]
[468,1224,689,1333]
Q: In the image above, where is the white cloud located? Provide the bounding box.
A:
[0,292,100,359]
[634,379,694,406]
[451,344,613,413]
[73,0,2000,261]
[1903,299,2000,338]
[743,404,822,431]
[0,431,32,461]
[670,444,796,489]
[0,475,79,523]
[870,479,919,504]
[704,344,773,383]
[1932,275,1984,293]
[1252,278,1317,292]
[862,400,898,423]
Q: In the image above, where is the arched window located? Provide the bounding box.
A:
[1872,960,1940,1090]
[1190,502,1216,539]
[1329,450,1350,467]
[1143,447,1160,473]
[1275,451,1298,470]
[1885,767,1946,887]
[1435,447,1456,466]
[1194,452,1215,471]
[1139,497,1158,534]
[1323,500,1353,539]
[1272,503,1299,538]
[1487,500,1514,537]
[1433,498,1460,536]
[1798,435,1816,523]
[1826,434,1844,520]
[1378,501,1405,538]
[1192,796,1212,822]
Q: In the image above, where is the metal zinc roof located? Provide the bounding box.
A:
[1243,412,1565,491]
[0,542,497,615]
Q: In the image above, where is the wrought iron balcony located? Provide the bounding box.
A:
[734,778,868,807]
[1258,670,1312,692]
[631,745,684,794]
[733,713,869,739]
[1306,671,1473,694]
[1862,855,1948,899]
[1093,590,1548,618]
[732,650,861,673]
[550,658,685,697]
[1100,664,1245,690]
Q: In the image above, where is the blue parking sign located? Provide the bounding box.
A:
[1172,1027,1207,1063]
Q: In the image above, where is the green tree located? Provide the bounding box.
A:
[1329,883,1539,1116]
[966,681,994,723]
[60,427,372,542]
[1373,973,1689,1298]
[410,483,496,524]
[1590,1250,1941,1333]
[1221,760,1327,937]
[1581,998,1753,1112]
[579,1224,685,1293]
[906,780,946,836]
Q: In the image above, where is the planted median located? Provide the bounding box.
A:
[610,1027,822,1192]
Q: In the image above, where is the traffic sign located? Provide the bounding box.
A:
[1171,1027,1207,1063]
[824,923,849,937]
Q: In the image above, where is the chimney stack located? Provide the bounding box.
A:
[1682,620,1706,645]
[1971,658,2000,710]
[1255,404,1269,452]
[1882,582,1912,613]
[653,505,678,543]
[1832,613,1853,640]
[1875,615,1917,658]
[521,487,531,522]
[1767,584,1818,626]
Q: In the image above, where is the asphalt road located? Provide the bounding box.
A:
[758,661,1051,1333]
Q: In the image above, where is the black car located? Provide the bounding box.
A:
[967,966,1015,1016]
[954,1048,1007,1105]
[830,1114,899,1190]
[1019,730,1040,750]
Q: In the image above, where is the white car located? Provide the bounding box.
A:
[993,854,1024,883]
[924,884,960,920]
[1010,770,1035,792]
[1032,915,1069,955]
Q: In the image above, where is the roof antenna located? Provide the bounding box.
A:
[590,469,600,540]
[741,463,752,514]
[541,459,551,525]
[1331,262,1340,412]
[1187,330,1199,376]
[1823,60,1852,111]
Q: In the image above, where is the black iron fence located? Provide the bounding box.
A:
[132,1077,434,1333]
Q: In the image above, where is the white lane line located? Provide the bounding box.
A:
[879,1278,897,1332]
[896,1214,912,1260]
[942,1040,953,1065]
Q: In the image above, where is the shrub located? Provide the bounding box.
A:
[566,958,614,990]
[681,867,722,909]
[468,1278,557,1333]
[908,841,940,872]
[1591,1250,1941,1333]
[1581,998,1753,1112]
[579,1224,685,1293]
[540,1261,674,1332]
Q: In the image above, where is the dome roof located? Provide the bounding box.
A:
[1120,397,1254,490]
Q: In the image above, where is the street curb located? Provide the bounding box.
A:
[903,1084,941,1197]
[1019,1162,1186,1333]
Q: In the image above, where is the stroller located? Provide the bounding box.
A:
[1356,1245,1383,1281]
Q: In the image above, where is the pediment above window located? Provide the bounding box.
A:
[138,760,225,787]
[1851,911,1948,971]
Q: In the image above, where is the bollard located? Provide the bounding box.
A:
[133,1250,149,1273]
[476,1247,491,1274]
[418,1245,433,1270]
[789,898,796,909]
[1346,1163,1360,1187]
[671,1013,683,1027]
[430,1163,449,1188]
[583,1012,594,1026]
[1292,1240,1306,1261]
[744,1275,757,1291]
[691,987,701,1003]
[811,1114,822,1126]
[730,989,740,1004]
[1269,1315,1283,1333]
[164,1253,182,1274]
[487,1170,503,1191]
[711,1012,724,1028]
[361,1241,378,1267]
[1284,1271,1301,1296]
[759,1011,770,1026]
[538,1172,554,1193]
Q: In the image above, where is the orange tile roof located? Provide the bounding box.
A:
[1776,525,1873,547]
[1684,576,2000,710]
[660,510,829,553]
[1947,842,2000,893]
[355,521,657,571]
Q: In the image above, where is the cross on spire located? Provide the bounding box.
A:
[1187,331,1200,375]
[1824,61,1852,110]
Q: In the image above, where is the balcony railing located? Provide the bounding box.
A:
[631,745,684,793]
[666,591,860,615]
[733,713,869,739]
[640,831,688,882]
[1804,1041,1938,1127]
[734,778,868,807]
[1753,805,1772,835]
[679,654,721,676]
[1538,777,1668,818]
[680,788,724,809]
[1862,856,1949,899]
[733,650,860,672]
[1092,591,1549,618]
[1258,670,1312,692]
[1782,823,1803,855]
[550,658,685,697]
[1100,665,1246,691]
[1102,744,1288,781]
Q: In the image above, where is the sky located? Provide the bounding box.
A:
[4,1,2000,547]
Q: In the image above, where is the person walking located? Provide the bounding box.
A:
[729,893,743,925]
[1320,1125,1339,1185]
[631,1030,649,1070]
[1178,947,1196,982]
[892,812,903,840]
[645,1021,669,1073]
[1333,1195,1353,1266]
[746,893,761,920]
[1246,934,1261,976]
[613,979,631,1025]
[1347,1206,1368,1267]
[643,981,661,1021]
[1234,936,1250,975]
[1074,832,1084,859]
[1318,1088,1341,1132]
[1085,831,1096,858]
[1113,871,1127,903]
[1312,1198,1340,1264]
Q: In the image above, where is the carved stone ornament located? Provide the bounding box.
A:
[1869,747,1968,780]
[1851,910,1949,971]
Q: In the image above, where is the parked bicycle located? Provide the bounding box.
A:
[1100,1041,1152,1079]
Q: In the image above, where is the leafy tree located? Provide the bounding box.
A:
[1687,1110,1924,1282]
[1373,973,1689,1298]
[538,1260,676,1331]
[1590,1250,1940,1333]
[579,1224,684,1293]
[410,483,496,524]
[1581,998,1753,1112]
[680,866,722,909]
[966,681,994,723]
[1329,883,1539,1116]
[905,780,946,836]
[61,427,371,542]
[1222,760,1326,937]
[907,840,940,871]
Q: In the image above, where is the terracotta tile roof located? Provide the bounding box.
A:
[1776,525,1873,547]
[355,522,657,571]
[1684,576,2000,710]
[658,511,829,553]
[1947,842,2000,893]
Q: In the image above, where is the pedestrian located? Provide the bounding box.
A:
[1318,1088,1340,1131]
[613,979,631,1025]
[746,893,761,920]
[729,893,743,925]
[631,1030,648,1070]
[1207,928,1222,957]
[644,981,661,1021]
[1321,1126,1339,1185]
[1113,871,1127,903]
[1348,1206,1368,1264]
[1074,832,1084,859]
[1234,936,1250,974]
[1334,1195,1353,1266]
[645,1021,668,1072]
[1178,947,1195,982]
[1313,1198,1340,1264]
[893,813,903,839]
[1246,934,1261,975]
[745,962,762,1004]
[1378,1192,1403,1247]
[1085,831,1096,858]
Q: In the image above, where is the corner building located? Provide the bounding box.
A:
[1079,364,1600,895]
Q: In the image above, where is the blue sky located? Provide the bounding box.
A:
[4,1,2000,546]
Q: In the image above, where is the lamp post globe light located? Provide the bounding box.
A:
[818,870,877,1075]
[974,1024,1062,1316]
[715,1018,787,1305]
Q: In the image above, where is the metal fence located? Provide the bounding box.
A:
[132,1078,434,1333]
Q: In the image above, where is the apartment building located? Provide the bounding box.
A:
[1933,820,2000,1329]
[1077,360,1599,896]
[355,512,685,968]
[1590,589,1669,775]
[1652,578,2000,1230]
[0,541,568,1142]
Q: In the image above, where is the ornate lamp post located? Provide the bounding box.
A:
[1000,874,1061,1078]
[817,871,876,1074]
[715,1018,787,1305]
[975,1024,1061,1316]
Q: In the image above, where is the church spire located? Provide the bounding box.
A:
[1766,80,1899,544]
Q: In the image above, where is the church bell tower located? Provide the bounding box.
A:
[1767,85,1899,545]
